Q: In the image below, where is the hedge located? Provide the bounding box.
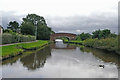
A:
[83,37,119,54]
[0,33,36,44]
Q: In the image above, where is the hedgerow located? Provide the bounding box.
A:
[83,37,119,54]
[1,33,36,44]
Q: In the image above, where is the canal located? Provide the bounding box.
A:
[1,40,120,78]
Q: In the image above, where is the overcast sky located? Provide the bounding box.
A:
[0,0,119,34]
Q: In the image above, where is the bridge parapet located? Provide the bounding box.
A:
[50,33,76,41]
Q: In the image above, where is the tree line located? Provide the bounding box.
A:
[76,29,117,41]
[4,14,54,40]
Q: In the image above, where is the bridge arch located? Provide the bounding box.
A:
[50,33,76,41]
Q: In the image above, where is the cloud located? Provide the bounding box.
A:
[46,12,118,34]
[0,0,118,17]
[0,0,118,34]
[0,11,25,28]
[76,30,81,32]
[1,11,118,34]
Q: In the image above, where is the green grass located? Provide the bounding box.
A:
[69,40,83,43]
[0,45,23,57]
[64,40,83,44]
[18,40,48,49]
[0,40,49,57]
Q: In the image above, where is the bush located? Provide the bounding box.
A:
[83,37,118,53]
[1,33,36,44]
[2,33,13,44]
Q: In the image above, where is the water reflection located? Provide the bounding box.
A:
[55,39,68,48]
[51,44,76,49]
[2,55,22,65]
[20,46,51,70]
[52,39,76,49]
[55,39,63,44]
[80,47,120,67]
[1,43,119,78]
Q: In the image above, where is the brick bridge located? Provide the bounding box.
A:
[50,33,76,41]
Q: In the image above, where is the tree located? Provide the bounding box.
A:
[100,29,110,38]
[76,35,82,41]
[37,25,51,40]
[92,29,111,39]
[7,21,19,32]
[109,33,117,38]
[79,32,91,41]
[23,14,47,26]
[3,29,13,33]
[51,31,55,34]
[21,22,35,35]
[21,14,52,40]
[92,29,101,39]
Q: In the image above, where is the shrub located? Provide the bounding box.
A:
[83,37,118,53]
[83,38,98,47]
[2,33,13,44]
[1,33,36,44]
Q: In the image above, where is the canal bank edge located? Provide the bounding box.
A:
[1,40,51,61]
[64,40,120,55]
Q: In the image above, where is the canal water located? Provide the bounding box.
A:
[0,40,120,78]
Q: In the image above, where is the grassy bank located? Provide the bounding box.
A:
[64,40,83,44]
[0,40,49,59]
[64,37,120,55]
[83,38,119,54]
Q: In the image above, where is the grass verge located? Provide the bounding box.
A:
[64,40,83,44]
[64,38,120,55]
[0,40,49,59]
